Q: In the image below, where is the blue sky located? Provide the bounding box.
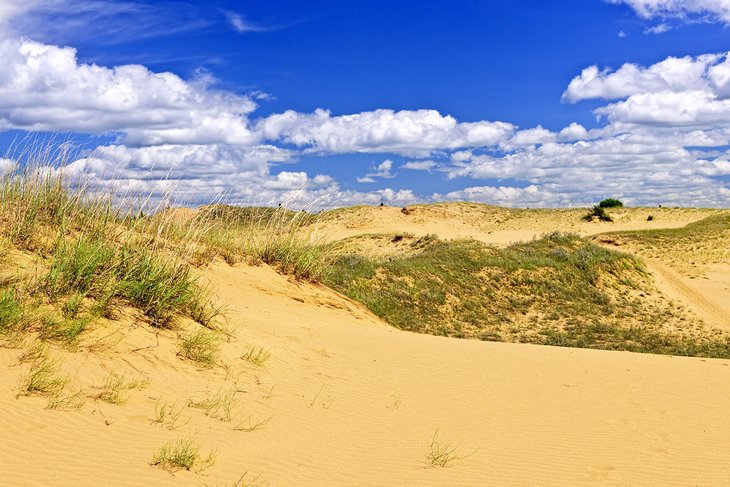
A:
[1,0,729,208]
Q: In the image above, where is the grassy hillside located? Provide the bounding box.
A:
[594,212,730,274]
[324,232,730,358]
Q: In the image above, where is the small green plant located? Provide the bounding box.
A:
[92,373,148,405]
[234,415,271,432]
[423,430,477,468]
[231,472,270,487]
[188,389,236,422]
[584,205,613,222]
[39,314,90,345]
[62,294,84,318]
[240,346,271,366]
[17,355,68,397]
[178,329,221,367]
[598,198,623,208]
[151,401,187,430]
[47,387,86,410]
[150,437,216,473]
[17,341,48,364]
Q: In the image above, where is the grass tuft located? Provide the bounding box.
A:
[240,346,271,366]
[17,355,68,397]
[150,437,216,473]
[423,430,477,468]
[188,389,236,422]
[178,329,221,367]
[92,373,148,405]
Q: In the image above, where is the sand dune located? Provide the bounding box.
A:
[1,204,729,486]
[318,204,717,246]
[0,259,728,486]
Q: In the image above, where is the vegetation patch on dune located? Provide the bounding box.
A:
[0,160,223,351]
[325,232,730,358]
[595,212,730,271]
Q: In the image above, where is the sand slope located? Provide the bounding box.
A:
[2,259,730,486]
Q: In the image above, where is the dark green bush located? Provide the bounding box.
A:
[598,198,623,208]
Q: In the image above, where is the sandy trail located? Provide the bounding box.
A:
[643,259,730,330]
[2,262,730,486]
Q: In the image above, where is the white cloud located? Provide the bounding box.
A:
[644,23,672,34]
[558,123,589,141]
[434,185,572,207]
[562,53,722,103]
[0,38,258,145]
[403,160,438,172]
[506,125,556,148]
[608,0,730,24]
[618,30,627,37]
[561,52,730,132]
[257,108,516,157]
[225,12,270,33]
[357,159,395,183]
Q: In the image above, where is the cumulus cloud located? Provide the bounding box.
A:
[562,53,722,103]
[608,0,730,24]
[560,51,730,132]
[441,131,730,207]
[357,159,395,183]
[0,38,258,145]
[257,108,516,157]
[506,125,556,148]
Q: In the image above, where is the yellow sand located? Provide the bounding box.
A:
[1,205,729,486]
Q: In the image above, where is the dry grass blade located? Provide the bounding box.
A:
[423,429,477,468]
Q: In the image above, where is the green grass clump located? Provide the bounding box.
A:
[178,330,221,367]
[0,288,24,333]
[17,355,68,397]
[150,437,216,473]
[324,232,730,358]
[38,314,90,345]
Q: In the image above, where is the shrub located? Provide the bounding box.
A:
[584,205,613,222]
[598,198,623,208]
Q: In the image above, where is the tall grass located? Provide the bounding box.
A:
[195,204,331,281]
[0,153,221,331]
